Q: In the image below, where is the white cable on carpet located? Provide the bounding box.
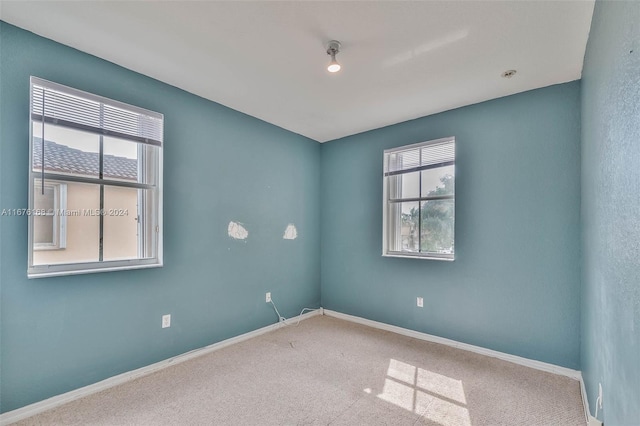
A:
[269,298,318,326]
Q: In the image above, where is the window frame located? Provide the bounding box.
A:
[27,77,164,278]
[382,137,455,261]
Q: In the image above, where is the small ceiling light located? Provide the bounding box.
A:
[501,69,517,78]
[326,40,342,73]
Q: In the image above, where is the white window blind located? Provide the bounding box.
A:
[31,78,163,146]
[385,139,455,177]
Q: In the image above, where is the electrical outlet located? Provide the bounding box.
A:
[417,297,424,308]
[266,292,271,303]
[162,314,171,328]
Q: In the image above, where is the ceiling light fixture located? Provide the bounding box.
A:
[326,40,342,73]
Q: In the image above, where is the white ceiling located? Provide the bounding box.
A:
[1,1,594,142]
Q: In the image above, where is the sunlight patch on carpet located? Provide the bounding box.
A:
[375,358,471,426]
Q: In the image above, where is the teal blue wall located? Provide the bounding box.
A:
[10,6,639,416]
[320,82,582,369]
[0,22,321,413]
[580,1,640,424]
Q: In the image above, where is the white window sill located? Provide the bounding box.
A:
[382,253,454,261]
[27,260,162,279]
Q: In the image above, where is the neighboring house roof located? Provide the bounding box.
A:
[33,138,138,181]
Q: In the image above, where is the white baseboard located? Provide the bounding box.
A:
[0,309,321,426]
[322,309,582,380]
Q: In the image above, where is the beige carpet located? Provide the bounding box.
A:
[14,315,586,426]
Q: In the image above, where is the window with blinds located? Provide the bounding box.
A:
[383,137,455,260]
[28,77,164,278]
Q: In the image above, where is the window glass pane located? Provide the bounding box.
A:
[103,186,141,261]
[32,122,100,178]
[103,137,158,185]
[388,171,420,199]
[420,200,454,254]
[388,201,419,252]
[421,166,454,197]
[32,180,100,265]
[103,137,137,182]
[400,202,419,252]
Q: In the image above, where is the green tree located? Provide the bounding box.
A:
[398,174,454,253]
[420,174,454,252]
